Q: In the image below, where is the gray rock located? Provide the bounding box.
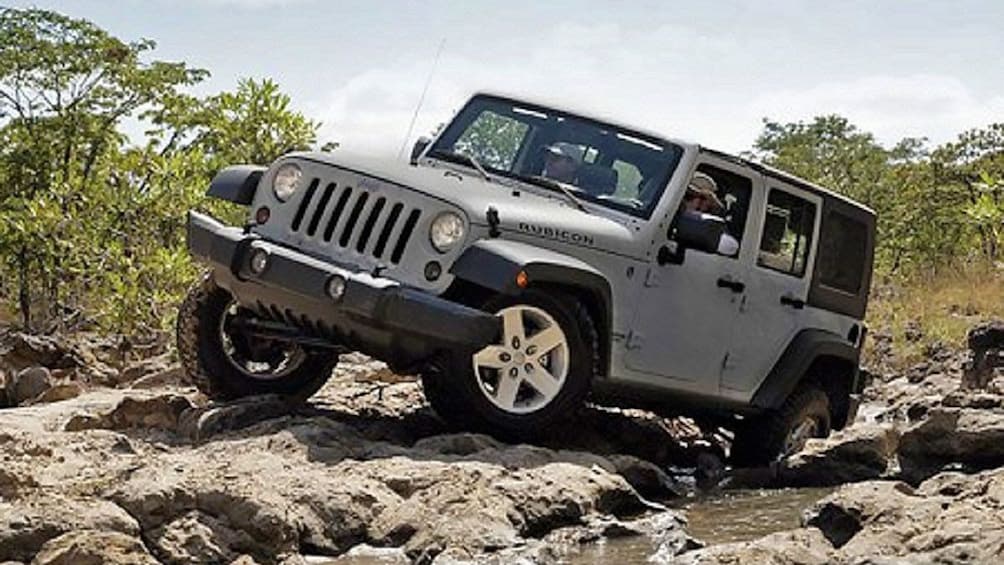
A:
[898,406,1004,482]
[780,423,900,486]
[674,527,834,564]
[6,366,51,406]
[0,495,140,562]
[176,394,293,441]
[64,393,193,432]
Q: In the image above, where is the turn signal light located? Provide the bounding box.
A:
[515,270,529,288]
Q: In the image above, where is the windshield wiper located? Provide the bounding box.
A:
[427,149,492,182]
[512,173,590,214]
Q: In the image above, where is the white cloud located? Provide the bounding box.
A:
[749,74,1004,146]
[313,21,750,158]
[312,23,1001,159]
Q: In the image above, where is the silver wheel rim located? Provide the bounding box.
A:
[218,301,307,380]
[783,417,820,456]
[472,305,570,415]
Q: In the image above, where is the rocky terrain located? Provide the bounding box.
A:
[1,321,1003,564]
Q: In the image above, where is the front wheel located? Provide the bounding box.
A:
[425,289,598,438]
[176,274,337,402]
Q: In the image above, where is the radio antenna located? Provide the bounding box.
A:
[398,37,446,161]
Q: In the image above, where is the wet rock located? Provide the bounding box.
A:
[32,530,157,565]
[64,393,193,432]
[176,394,293,441]
[5,366,50,406]
[608,454,687,499]
[0,495,140,562]
[898,406,1004,482]
[779,423,900,486]
[675,527,834,565]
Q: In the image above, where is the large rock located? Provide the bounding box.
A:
[64,393,193,432]
[0,495,140,562]
[963,320,1004,389]
[674,527,834,564]
[31,530,157,565]
[794,470,1004,563]
[779,423,900,486]
[897,406,1004,482]
[5,366,51,406]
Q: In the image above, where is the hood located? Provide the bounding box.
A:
[291,151,646,259]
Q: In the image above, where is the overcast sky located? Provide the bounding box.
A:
[14,0,1004,156]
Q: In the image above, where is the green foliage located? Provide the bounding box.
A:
[0,8,321,334]
[750,116,1004,276]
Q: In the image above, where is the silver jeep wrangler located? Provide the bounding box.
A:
[179,92,875,463]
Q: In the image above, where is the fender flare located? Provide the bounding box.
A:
[750,328,861,411]
[450,238,613,374]
[206,165,266,205]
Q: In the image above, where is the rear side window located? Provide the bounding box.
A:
[817,212,868,294]
[757,189,816,277]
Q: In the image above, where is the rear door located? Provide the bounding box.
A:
[721,179,822,397]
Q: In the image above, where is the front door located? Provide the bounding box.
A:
[624,160,755,394]
[722,180,822,396]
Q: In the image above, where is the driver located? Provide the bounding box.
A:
[542,142,583,184]
[682,172,740,256]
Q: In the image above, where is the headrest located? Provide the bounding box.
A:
[576,164,619,195]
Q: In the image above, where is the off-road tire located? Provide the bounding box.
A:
[176,273,337,402]
[731,384,832,467]
[424,288,599,439]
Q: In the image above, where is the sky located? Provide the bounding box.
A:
[12,0,1004,156]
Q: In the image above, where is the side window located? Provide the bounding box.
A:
[695,164,753,248]
[453,110,530,170]
[757,189,817,276]
[817,211,867,294]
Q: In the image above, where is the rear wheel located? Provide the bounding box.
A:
[425,289,597,438]
[731,384,831,466]
[176,274,337,402]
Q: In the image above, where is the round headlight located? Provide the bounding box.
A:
[272,163,302,202]
[429,212,465,253]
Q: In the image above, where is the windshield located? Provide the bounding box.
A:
[428,95,684,218]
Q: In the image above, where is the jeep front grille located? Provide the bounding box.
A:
[290,178,422,264]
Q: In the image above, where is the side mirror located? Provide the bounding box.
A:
[673,212,726,254]
[410,136,431,165]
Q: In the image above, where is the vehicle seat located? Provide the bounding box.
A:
[576,164,619,195]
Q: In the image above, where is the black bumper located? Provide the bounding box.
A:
[187,211,499,367]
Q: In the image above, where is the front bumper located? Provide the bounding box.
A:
[187,211,499,367]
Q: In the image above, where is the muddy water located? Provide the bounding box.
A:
[324,488,834,564]
[568,487,834,564]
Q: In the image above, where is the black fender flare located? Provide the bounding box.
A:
[206,165,266,205]
[750,328,861,411]
[450,239,613,374]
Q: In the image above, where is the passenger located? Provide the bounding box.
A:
[682,173,740,256]
[542,142,583,184]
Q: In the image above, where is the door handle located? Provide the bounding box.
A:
[780,295,806,309]
[716,277,745,293]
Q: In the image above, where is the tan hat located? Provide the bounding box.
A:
[687,172,724,212]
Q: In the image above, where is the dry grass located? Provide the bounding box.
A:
[865,265,1004,369]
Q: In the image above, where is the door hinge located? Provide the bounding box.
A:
[626,330,645,350]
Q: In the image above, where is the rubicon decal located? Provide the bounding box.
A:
[517,222,595,245]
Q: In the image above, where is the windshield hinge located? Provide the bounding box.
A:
[487,206,501,238]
